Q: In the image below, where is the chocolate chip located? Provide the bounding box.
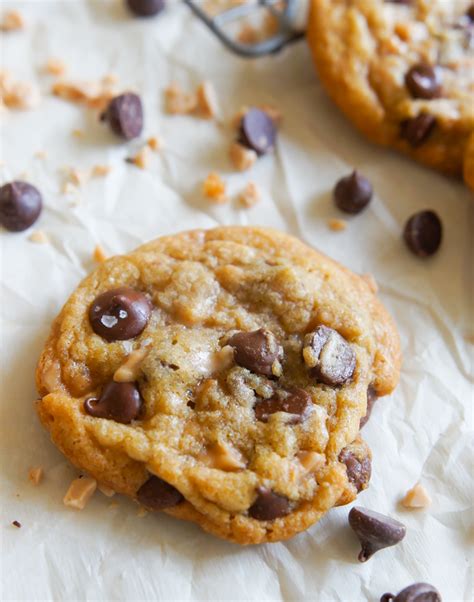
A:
[84,381,143,423]
[238,108,276,156]
[333,170,373,214]
[89,287,152,341]
[349,506,406,562]
[228,329,282,377]
[12,520,21,528]
[137,475,184,510]
[303,326,356,386]
[400,113,436,147]
[254,388,312,424]
[126,0,165,17]
[248,487,291,520]
[0,181,42,232]
[339,447,371,492]
[360,385,378,428]
[403,210,442,257]
[100,93,143,140]
[405,64,441,99]
[467,4,474,21]
[381,583,442,602]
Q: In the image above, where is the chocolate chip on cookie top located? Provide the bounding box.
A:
[334,171,373,215]
[380,583,442,602]
[400,114,436,147]
[84,381,143,423]
[403,210,442,258]
[228,328,282,377]
[339,446,371,492]
[89,287,152,341]
[238,108,276,156]
[349,507,407,562]
[405,64,442,100]
[137,475,184,510]
[248,487,291,521]
[0,181,42,232]
[303,326,356,386]
[253,389,312,424]
[100,93,143,140]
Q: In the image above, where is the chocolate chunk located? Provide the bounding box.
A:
[360,385,378,428]
[381,583,442,602]
[238,108,276,156]
[248,487,291,520]
[405,64,441,100]
[349,507,406,562]
[403,210,442,258]
[254,388,312,424]
[100,93,143,140]
[333,170,373,214]
[303,326,356,386]
[400,113,436,147]
[467,4,474,21]
[126,0,165,17]
[12,520,21,528]
[137,475,184,510]
[0,181,42,232]
[89,287,152,341]
[84,381,143,423]
[339,447,371,492]
[228,329,282,377]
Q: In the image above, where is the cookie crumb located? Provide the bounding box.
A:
[239,181,261,208]
[28,466,44,485]
[34,150,47,160]
[147,136,162,152]
[127,146,150,169]
[202,172,228,204]
[401,483,432,509]
[45,58,66,77]
[196,81,219,119]
[164,82,197,115]
[12,520,22,528]
[229,142,257,172]
[114,347,150,383]
[101,73,118,87]
[361,273,378,294]
[328,218,347,232]
[62,166,88,189]
[136,506,148,518]
[237,22,259,44]
[92,244,108,263]
[71,128,84,138]
[0,71,40,110]
[28,230,49,244]
[91,164,111,177]
[98,483,115,497]
[63,477,97,510]
[0,10,25,32]
[52,79,115,111]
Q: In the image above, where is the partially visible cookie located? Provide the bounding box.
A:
[36,227,401,544]
[307,0,474,189]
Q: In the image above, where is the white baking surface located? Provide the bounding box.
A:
[1,1,472,601]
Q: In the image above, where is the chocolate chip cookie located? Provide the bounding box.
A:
[36,227,401,544]
[307,0,474,189]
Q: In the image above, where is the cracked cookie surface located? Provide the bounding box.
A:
[36,227,401,544]
[308,0,474,189]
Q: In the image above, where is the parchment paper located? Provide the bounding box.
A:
[1,1,472,601]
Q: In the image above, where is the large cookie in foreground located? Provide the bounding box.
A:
[36,227,401,544]
[307,0,474,189]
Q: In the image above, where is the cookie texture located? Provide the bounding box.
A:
[307,0,474,189]
[36,227,401,544]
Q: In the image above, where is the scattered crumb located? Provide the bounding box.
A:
[136,506,148,518]
[328,218,348,232]
[0,70,40,110]
[202,172,228,204]
[34,150,47,160]
[28,230,49,244]
[126,146,150,170]
[92,244,108,263]
[402,483,432,509]
[12,520,22,528]
[229,142,257,172]
[61,166,88,190]
[61,181,77,195]
[196,81,219,119]
[361,273,378,294]
[239,181,261,208]
[44,58,66,77]
[52,78,116,111]
[28,466,44,485]
[71,128,84,138]
[98,483,115,497]
[147,136,162,152]
[102,73,118,87]
[63,477,97,510]
[0,10,25,32]
[91,164,111,177]
[164,82,198,115]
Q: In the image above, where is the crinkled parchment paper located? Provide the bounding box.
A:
[1,1,472,601]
